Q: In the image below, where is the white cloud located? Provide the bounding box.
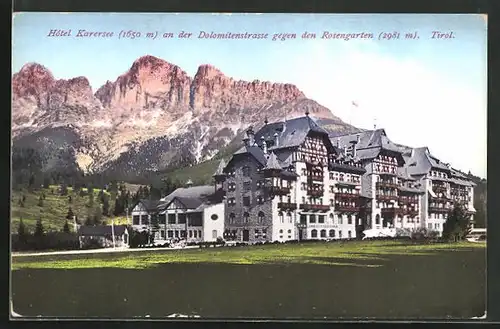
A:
[279,41,487,177]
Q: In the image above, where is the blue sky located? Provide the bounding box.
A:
[12,13,487,177]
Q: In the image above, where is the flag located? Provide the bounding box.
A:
[352,101,358,107]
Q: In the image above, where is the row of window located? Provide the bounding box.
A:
[132,214,203,226]
[310,229,352,239]
[428,223,441,230]
[300,214,355,225]
[160,229,203,239]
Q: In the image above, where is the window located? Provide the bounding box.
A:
[288,229,292,233]
[339,230,343,238]
[257,196,264,204]
[375,214,380,225]
[193,230,198,238]
[243,212,250,223]
[159,214,166,224]
[243,196,251,207]
[300,215,307,224]
[279,229,283,234]
[160,230,165,239]
[175,231,179,238]
[338,215,343,225]
[320,229,327,238]
[229,213,235,224]
[178,214,186,224]
[212,230,217,239]
[263,229,267,238]
[309,215,316,223]
[228,182,236,191]
[167,230,173,238]
[243,181,252,191]
[189,230,193,238]
[348,231,352,238]
[329,213,334,223]
[348,215,352,225]
[181,230,186,238]
[242,166,251,177]
[311,229,318,238]
[211,214,218,221]
[287,212,293,223]
[133,215,140,225]
[258,211,265,223]
[329,229,335,237]
[279,212,284,223]
[318,215,325,224]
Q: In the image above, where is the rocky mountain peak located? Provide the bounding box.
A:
[94,55,192,110]
[12,63,55,100]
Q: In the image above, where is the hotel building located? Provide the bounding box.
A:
[219,114,476,242]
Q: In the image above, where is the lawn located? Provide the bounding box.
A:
[11,240,486,319]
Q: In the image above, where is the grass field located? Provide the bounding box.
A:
[11,240,486,319]
[10,185,130,233]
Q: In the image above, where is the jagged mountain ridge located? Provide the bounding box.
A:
[11,55,360,178]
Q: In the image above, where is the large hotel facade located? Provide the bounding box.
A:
[218,114,476,242]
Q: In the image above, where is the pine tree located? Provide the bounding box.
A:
[102,197,110,216]
[60,184,68,196]
[63,220,70,233]
[34,216,44,238]
[17,218,27,244]
[443,203,471,242]
[98,189,105,203]
[85,216,93,226]
[37,195,44,207]
[66,207,75,220]
[93,206,102,225]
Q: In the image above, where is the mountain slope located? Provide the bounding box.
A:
[12,55,359,181]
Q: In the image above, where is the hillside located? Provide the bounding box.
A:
[10,186,130,233]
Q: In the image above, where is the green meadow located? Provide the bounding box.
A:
[11,240,486,319]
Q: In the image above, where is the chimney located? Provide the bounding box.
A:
[305,110,310,117]
[261,136,267,154]
[274,132,279,147]
[264,117,269,125]
[353,134,360,157]
[356,134,360,144]
[246,126,255,146]
[411,148,415,158]
[336,138,340,148]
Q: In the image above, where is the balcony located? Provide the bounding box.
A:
[310,176,324,183]
[404,209,419,217]
[335,180,360,187]
[277,202,297,210]
[381,207,405,217]
[307,189,324,197]
[398,196,418,205]
[336,192,360,199]
[300,204,330,212]
[268,186,291,195]
[376,194,399,202]
[335,204,360,212]
[433,185,448,193]
[376,181,399,189]
[428,206,452,213]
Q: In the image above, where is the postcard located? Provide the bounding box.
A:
[10,12,487,320]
